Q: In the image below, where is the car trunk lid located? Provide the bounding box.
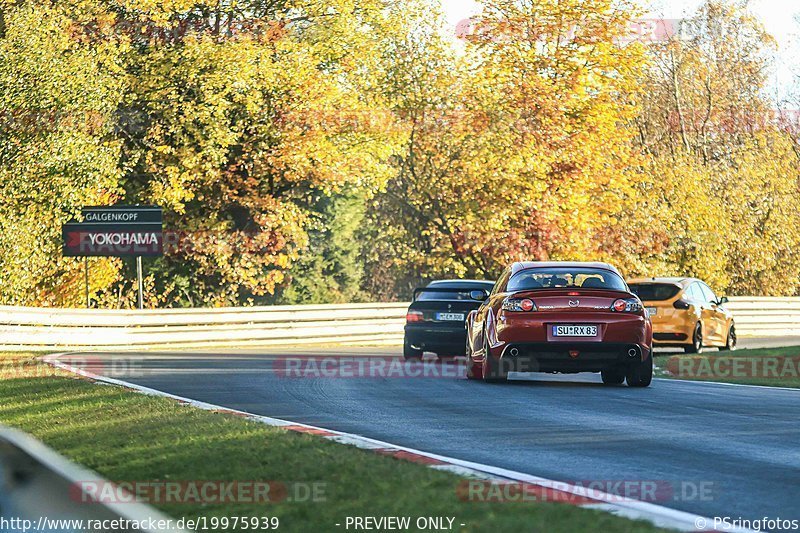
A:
[510,288,632,313]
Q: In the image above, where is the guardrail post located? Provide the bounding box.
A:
[84,257,90,309]
[136,256,144,310]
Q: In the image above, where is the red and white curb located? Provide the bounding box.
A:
[44,353,754,533]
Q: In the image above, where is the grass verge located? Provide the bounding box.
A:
[0,353,665,532]
[654,345,800,388]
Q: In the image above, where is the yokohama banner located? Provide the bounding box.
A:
[62,206,163,257]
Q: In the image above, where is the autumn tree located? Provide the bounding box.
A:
[275,190,370,303]
[366,0,647,296]
[103,0,401,306]
[625,0,800,295]
[3,0,798,306]
[0,0,126,306]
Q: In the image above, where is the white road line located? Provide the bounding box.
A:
[653,377,800,393]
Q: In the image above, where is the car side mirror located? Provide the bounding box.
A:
[718,296,729,305]
[470,290,488,301]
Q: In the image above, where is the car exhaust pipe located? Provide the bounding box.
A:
[509,347,519,357]
[628,348,638,358]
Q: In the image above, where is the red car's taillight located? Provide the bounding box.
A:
[406,310,424,323]
[502,298,537,312]
[611,298,643,313]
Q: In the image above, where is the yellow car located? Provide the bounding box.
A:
[627,277,736,353]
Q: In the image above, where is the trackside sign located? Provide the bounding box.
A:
[62,206,163,257]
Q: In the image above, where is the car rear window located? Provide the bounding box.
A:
[415,283,493,301]
[628,283,681,301]
[507,268,627,292]
[416,290,475,301]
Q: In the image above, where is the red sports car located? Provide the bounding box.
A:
[465,262,653,387]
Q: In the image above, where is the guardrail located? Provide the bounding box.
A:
[0,303,409,350]
[0,425,187,532]
[0,297,798,351]
[725,297,800,337]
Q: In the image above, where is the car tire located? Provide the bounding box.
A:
[601,367,626,385]
[482,356,507,383]
[684,323,703,354]
[465,335,482,380]
[723,324,737,351]
[626,352,653,388]
[403,338,423,360]
[481,331,507,383]
[481,348,508,383]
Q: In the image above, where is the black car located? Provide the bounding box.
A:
[404,279,495,360]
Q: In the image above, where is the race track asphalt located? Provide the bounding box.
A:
[60,337,800,525]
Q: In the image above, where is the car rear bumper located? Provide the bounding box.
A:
[404,325,466,352]
[493,312,650,345]
[652,332,690,346]
[487,312,650,371]
[494,342,649,373]
[650,321,693,346]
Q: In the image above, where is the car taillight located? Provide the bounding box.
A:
[406,310,424,323]
[611,298,643,313]
[502,298,537,312]
[673,299,691,310]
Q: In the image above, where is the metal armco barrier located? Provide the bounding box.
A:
[724,297,800,337]
[0,426,187,532]
[0,298,797,351]
[0,303,408,351]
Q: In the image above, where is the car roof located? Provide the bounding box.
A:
[628,277,697,287]
[509,261,622,276]
[426,279,494,288]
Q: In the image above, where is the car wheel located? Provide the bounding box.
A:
[482,356,507,383]
[403,338,423,360]
[684,323,703,354]
[601,367,626,385]
[481,330,507,383]
[723,324,737,351]
[626,352,653,388]
[465,335,482,380]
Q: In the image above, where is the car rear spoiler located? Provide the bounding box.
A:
[412,287,490,302]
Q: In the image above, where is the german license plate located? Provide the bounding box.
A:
[436,313,465,321]
[647,307,658,317]
[552,325,598,337]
